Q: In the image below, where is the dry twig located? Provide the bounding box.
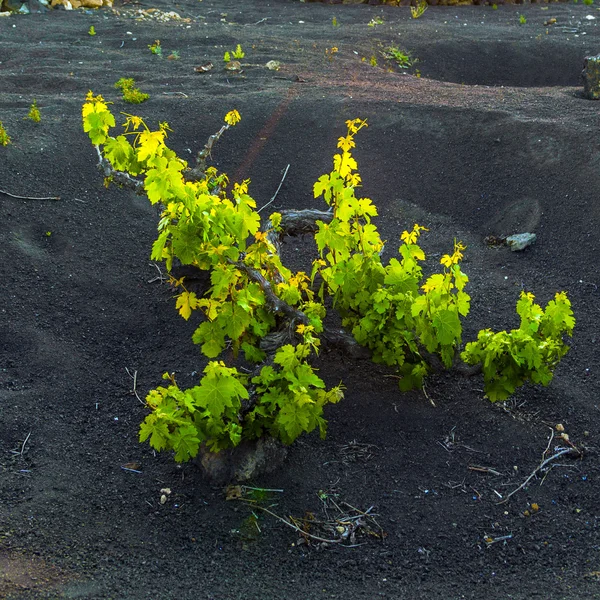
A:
[258,164,290,213]
[0,188,59,201]
[499,447,580,504]
[125,367,144,404]
[20,432,31,457]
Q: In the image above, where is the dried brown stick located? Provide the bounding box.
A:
[250,504,343,545]
[0,188,60,201]
[499,447,580,504]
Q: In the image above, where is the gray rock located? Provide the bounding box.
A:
[196,437,288,484]
[582,54,600,100]
[506,232,537,252]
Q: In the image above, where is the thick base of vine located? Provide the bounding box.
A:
[196,437,288,484]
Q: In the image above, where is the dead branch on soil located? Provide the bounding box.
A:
[230,485,384,547]
[0,188,60,201]
[20,431,31,456]
[499,446,582,504]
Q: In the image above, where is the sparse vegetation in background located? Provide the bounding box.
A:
[114,78,150,104]
[224,44,245,63]
[325,46,338,61]
[0,121,11,146]
[381,46,414,69]
[26,99,41,123]
[411,0,428,19]
[148,39,162,56]
[368,16,384,27]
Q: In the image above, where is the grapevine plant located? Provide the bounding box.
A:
[82,92,575,462]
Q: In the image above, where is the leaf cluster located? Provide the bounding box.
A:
[312,119,469,390]
[140,332,343,460]
[27,99,41,123]
[83,94,337,456]
[461,291,575,401]
[114,78,150,104]
[0,121,11,146]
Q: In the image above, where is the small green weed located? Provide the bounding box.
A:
[519,14,527,24]
[149,40,162,57]
[114,78,149,104]
[411,0,428,19]
[27,99,41,123]
[224,44,245,63]
[381,46,414,69]
[0,122,11,146]
[88,25,96,36]
[368,16,384,27]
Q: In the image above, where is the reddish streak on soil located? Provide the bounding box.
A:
[233,84,300,182]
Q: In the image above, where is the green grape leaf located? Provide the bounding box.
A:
[151,230,170,261]
[277,397,312,444]
[314,173,332,201]
[242,342,266,363]
[192,321,226,358]
[104,135,135,171]
[84,110,116,144]
[173,424,201,462]
[192,370,247,417]
[456,291,471,317]
[171,223,200,265]
[432,309,461,345]
[222,303,251,340]
[288,363,326,391]
[273,345,299,370]
[139,414,171,451]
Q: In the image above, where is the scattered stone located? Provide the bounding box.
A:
[582,54,600,100]
[224,60,243,72]
[506,232,537,252]
[194,62,214,73]
[196,437,288,484]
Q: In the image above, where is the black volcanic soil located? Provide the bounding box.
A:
[1,1,599,598]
